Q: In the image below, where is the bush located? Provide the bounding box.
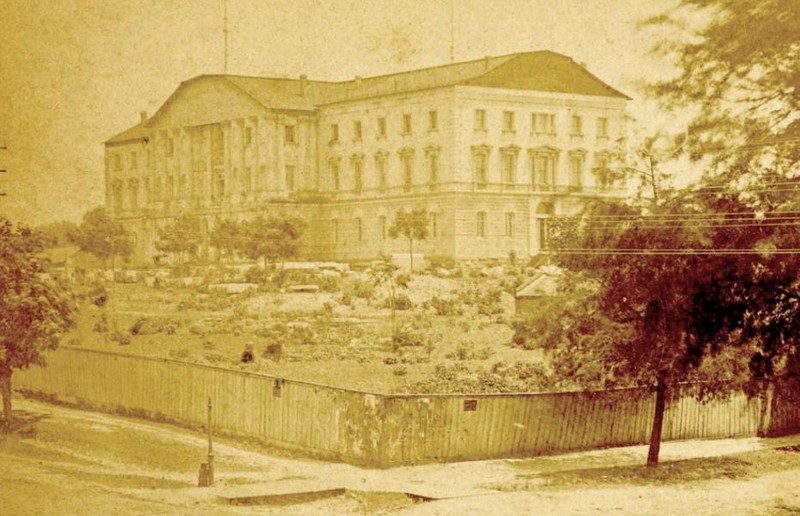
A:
[392,327,427,350]
[383,356,398,365]
[428,295,463,316]
[317,274,342,293]
[92,313,109,333]
[244,266,265,284]
[342,277,375,300]
[129,317,180,336]
[393,365,408,376]
[109,330,131,345]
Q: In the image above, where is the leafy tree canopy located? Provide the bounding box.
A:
[69,208,132,267]
[0,218,75,427]
[388,208,429,270]
[155,215,204,262]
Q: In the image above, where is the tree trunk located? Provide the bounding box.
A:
[647,376,667,467]
[1,369,12,430]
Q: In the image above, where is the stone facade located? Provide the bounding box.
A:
[105,51,630,264]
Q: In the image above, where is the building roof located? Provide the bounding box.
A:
[108,51,629,143]
[106,122,151,145]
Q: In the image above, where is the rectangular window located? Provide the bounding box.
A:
[532,113,556,134]
[165,137,174,157]
[244,127,252,146]
[211,124,225,166]
[331,219,339,244]
[533,153,557,189]
[502,152,516,186]
[285,165,295,191]
[114,154,122,171]
[130,152,137,169]
[503,111,515,132]
[376,155,387,192]
[476,211,486,238]
[402,114,412,135]
[570,154,584,188]
[537,218,548,250]
[597,117,609,138]
[377,117,387,137]
[430,212,438,238]
[474,152,488,188]
[429,152,439,185]
[284,124,296,143]
[353,120,362,141]
[571,115,583,136]
[330,160,340,190]
[474,109,487,131]
[505,212,515,238]
[379,215,387,240]
[428,110,438,131]
[129,180,138,210]
[355,217,362,241]
[353,160,363,193]
[178,175,187,198]
[330,124,339,143]
[402,153,413,192]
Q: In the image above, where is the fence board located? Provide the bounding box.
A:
[14,347,800,467]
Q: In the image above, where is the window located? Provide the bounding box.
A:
[211,124,225,166]
[285,165,295,191]
[353,159,363,193]
[537,218,549,250]
[243,167,251,194]
[474,109,487,131]
[429,152,439,186]
[129,179,138,210]
[377,117,387,138]
[402,114,412,135]
[130,152,138,169]
[330,123,339,143]
[532,113,556,134]
[166,176,175,199]
[597,117,609,138]
[178,175,187,198]
[331,219,339,244]
[570,115,583,136]
[476,211,487,238]
[355,217,362,241]
[244,127,252,146]
[400,150,414,192]
[472,146,490,189]
[530,148,559,190]
[430,212,438,238]
[503,111,515,132]
[375,152,388,192]
[284,124,296,143]
[114,154,122,171]
[594,153,615,189]
[505,212,515,238]
[191,127,208,171]
[428,110,438,131]
[569,152,585,189]
[165,137,174,157]
[379,215,387,240]
[112,181,123,211]
[330,159,340,190]
[353,120,362,141]
[501,148,518,187]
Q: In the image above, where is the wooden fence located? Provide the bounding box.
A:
[14,347,800,467]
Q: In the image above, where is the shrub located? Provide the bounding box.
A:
[392,327,426,350]
[317,274,342,293]
[244,266,265,284]
[342,277,375,300]
[428,295,463,316]
[393,365,408,376]
[383,356,398,365]
[109,330,131,345]
[92,313,109,333]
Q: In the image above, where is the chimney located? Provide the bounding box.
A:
[140,111,147,124]
[484,55,490,70]
[299,74,308,97]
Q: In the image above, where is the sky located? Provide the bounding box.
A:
[0,0,684,226]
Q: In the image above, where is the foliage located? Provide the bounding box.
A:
[388,208,429,270]
[238,215,306,271]
[69,207,132,268]
[155,215,204,263]
[400,361,557,394]
[210,218,242,261]
[35,220,79,248]
[0,219,75,427]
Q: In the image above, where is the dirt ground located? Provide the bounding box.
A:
[3,398,800,515]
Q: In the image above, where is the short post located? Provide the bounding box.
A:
[198,397,215,487]
[207,397,214,484]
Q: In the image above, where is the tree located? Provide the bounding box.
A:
[238,215,306,278]
[647,0,800,420]
[388,208,428,271]
[69,208,132,272]
[0,219,74,429]
[370,252,411,335]
[209,218,242,262]
[35,220,79,248]
[155,215,204,264]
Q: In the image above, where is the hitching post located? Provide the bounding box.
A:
[207,396,214,484]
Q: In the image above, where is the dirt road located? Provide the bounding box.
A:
[1,398,799,515]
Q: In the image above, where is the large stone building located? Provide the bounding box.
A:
[105,51,630,264]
